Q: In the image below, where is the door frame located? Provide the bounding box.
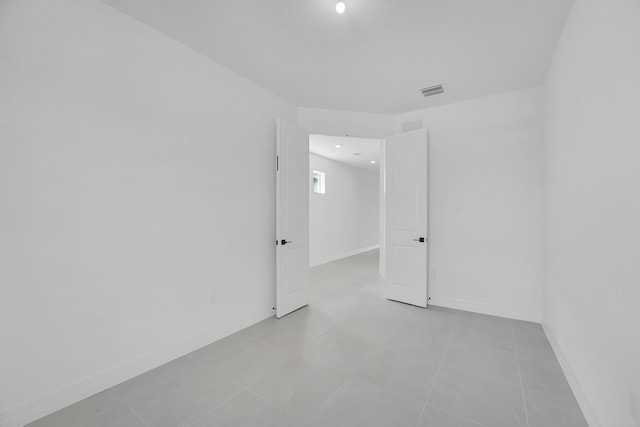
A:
[276,123,429,314]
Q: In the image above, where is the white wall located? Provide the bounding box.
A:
[544,0,640,425]
[309,154,379,266]
[0,1,296,425]
[393,87,546,322]
[298,107,394,139]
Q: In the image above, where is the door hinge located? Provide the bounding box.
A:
[276,155,279,171]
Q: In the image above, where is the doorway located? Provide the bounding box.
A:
[276,119,429,318]
[308,134,383,307]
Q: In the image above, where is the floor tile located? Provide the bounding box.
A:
[192,390,308,427]
[311,378,423,427]
[354,345,439,402]
[329,315,400,348]
[511,319,545,336]
[399,306,458,338]
[524,388,589,427]
[444,335,520,385]
[113,355,199,401]
[452,313,515,351]
[383,326,451,364]
[78,404,146,427]
[26,389,121,427]
[122,364,241,427]
[519,355,574,399]
[418,406,484,427]
[190,335,289,387]
[301,330,374,376]
[277,305,339,333]
[29,250,588,427]
[428,367,527,427]
[249,355,347,421]
[512,322,557,361]
[243,315,326,352]
[188,332,251,361]
[312,293,370,320]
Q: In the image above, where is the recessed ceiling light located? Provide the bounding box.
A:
[370,160,376,164]
[335,144,343,148]
[336,1,346,14]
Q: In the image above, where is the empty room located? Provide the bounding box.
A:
[1,0,638,426]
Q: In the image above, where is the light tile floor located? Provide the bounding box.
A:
[27,250,588,427]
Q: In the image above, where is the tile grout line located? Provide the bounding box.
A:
[245,316,426,422]
[182,345,256,425]
[186,386,246,427]
[112,392,150,427]
[107,360,246,427]
[512,322,531,427]
[305,375,351,424]
[187,301,356,425]
[243,388,311,426]
[427,406,487,427]
[42,253,549,427]
[521,385,580,401]
[351,375,425,407]
[184,338,313,425]
[414,310,461,427]
[238,321,336,385]
[246,347,304,386]
[58,392,123,427]
[185,333,284,390]
[186,355,249,391]
[438,363,525,388]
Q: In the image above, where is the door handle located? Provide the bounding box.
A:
[281,239,293,246]
[413,237,426,243]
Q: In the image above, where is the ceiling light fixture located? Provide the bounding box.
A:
[370,160,376,164]
[336,1,346,14]
[335,144,343,148]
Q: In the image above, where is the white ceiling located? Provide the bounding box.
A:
[310,135,380,171]
[101,0,574,114]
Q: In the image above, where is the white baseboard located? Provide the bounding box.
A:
[0,307,274,427]
[310,245,380,267]
[542,324,601,427]
[429,296,542,323]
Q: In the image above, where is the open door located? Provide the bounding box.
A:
[276,119,310,318]
[384,129,428,307]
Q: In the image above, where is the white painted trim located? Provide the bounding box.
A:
[542,324,601,427]
[429,296,542,323]
[309,245,380,267]
[0,307,275,427]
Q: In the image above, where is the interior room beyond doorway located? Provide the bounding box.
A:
[308,134,382,298]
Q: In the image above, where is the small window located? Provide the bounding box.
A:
[313,170,325,194]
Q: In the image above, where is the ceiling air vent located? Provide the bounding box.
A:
[420,84,444,98]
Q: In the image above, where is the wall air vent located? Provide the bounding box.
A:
[420,84,444,98]
[402,120,423,132]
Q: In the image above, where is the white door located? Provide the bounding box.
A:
[276,119,310,318]
[384,129,428,307]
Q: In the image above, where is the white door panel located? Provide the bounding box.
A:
[384,129,428,307]
[276,119,309,318]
